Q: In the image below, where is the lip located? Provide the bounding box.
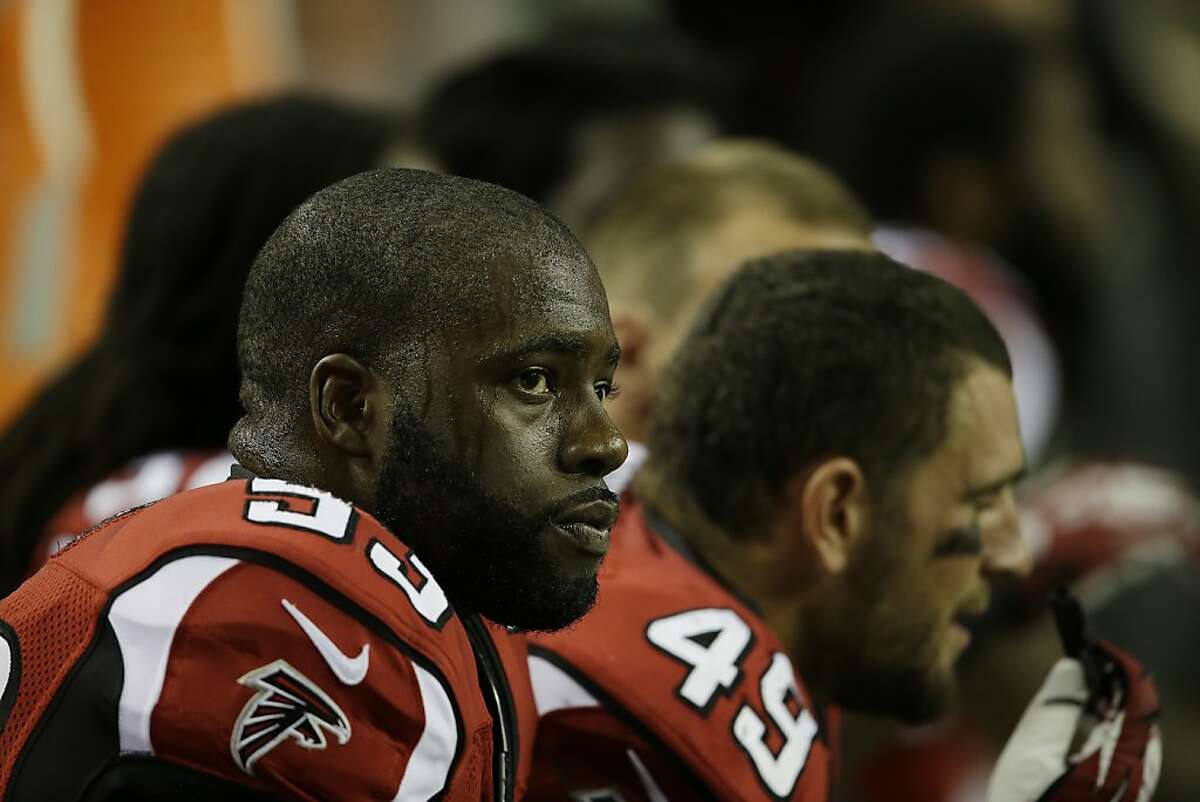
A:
[949,622,972,651]
[948,604,985,654]
[552,499,618,557]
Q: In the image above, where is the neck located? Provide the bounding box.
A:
[230,425,360,505]
[634,466,818,672]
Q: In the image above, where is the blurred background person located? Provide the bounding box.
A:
[419,22,736,230]
[0,94,414,593]
[799,11,1112,462]
[7,0,1197,482]
[660,0,1200,485]
[581,138,872,480]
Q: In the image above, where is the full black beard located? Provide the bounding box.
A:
[373,407,599,632]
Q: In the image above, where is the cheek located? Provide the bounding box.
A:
[470,396,561,497]
[859,562,968,657]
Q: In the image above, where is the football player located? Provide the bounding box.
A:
[526,250,1159,801]
[0,168,626,801]
[846,232,1184,802]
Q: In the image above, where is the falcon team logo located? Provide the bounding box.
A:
[230,658,352,775]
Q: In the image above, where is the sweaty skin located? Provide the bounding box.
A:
[429,251,628,575]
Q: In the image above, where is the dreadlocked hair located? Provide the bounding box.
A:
[0,94,399,594]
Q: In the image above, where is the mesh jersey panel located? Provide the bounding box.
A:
[0,563,103,786]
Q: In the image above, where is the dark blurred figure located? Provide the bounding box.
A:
[799,7,1196,480]
[0,95,405,595]
[663,0,888,141]
[420,24,735,229]
[802,12,1090,358]
[1073,0,1200,487]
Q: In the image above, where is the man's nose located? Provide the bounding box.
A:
[982,491,1032,578]
[559,406,628,478]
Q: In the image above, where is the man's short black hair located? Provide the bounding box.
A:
[648,249,1012,537]
[233,167,583,448]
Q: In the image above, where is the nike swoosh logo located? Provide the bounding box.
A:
[282,599,370,686]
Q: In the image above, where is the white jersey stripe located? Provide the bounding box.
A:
[109,555,240,753]
[528,653,600,715]
[0,636,11,706]
[392,661,458,802]
[604,440,647,496]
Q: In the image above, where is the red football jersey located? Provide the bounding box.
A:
[526,493,839,802]
[0,476,537,802]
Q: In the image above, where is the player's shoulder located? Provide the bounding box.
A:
[2,475,494,800]
[55,475,464,655]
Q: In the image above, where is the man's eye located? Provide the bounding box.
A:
[595,382,620,402]
[973,492,1003,515]
[935,521,983,557]
[516,369,553,395]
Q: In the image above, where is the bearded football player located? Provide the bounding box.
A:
[0,168,626,801]
[526,251,1160,802]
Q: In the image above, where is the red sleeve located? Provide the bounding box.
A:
[111,556,470,801]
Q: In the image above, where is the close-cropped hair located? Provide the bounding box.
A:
[233,167,583,447]
[586,139,871,320]
[648,248,1011,538]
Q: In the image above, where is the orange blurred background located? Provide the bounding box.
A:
[0,0,528,426]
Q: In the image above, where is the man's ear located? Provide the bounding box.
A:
[608,309,658,442]
[309,354,386,460]
[611,310,652,370]
[786,457,869,575]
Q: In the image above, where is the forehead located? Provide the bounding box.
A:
[457,246,615,352]
[933,361,1025,490]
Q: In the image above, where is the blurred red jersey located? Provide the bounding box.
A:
[526,493,839,802]
[32,449,237,575]
[0,476,537,802]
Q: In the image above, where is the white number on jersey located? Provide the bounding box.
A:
[368,540,452,629]
[645,608,753,713]
[244,478,356,542]
[733,652,818,798]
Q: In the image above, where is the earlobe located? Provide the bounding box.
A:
[611,311,651,367]
[793,457,868,575]
[309,354,379,459]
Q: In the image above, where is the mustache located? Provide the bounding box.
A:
[545,486,620,520]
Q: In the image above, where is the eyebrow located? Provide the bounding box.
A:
[964,464,1028,501]
[488,333,621,367]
